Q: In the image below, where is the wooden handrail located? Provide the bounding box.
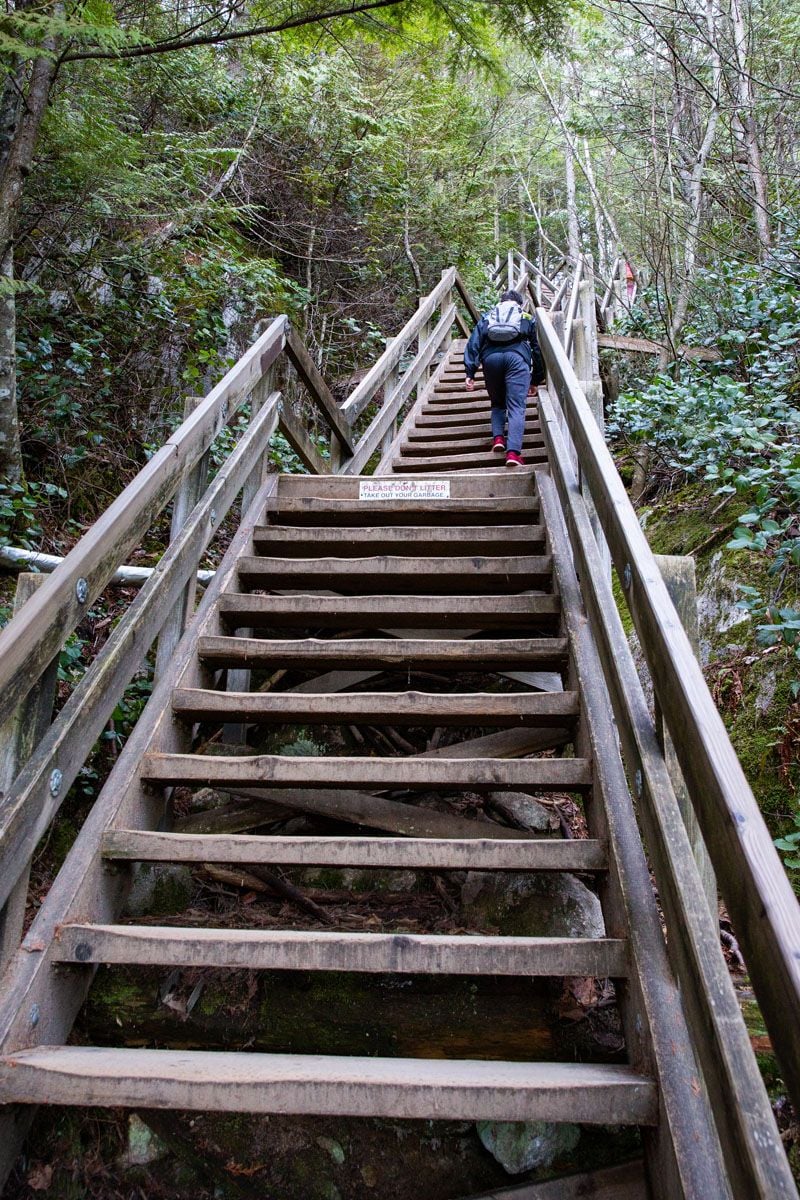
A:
[0,394,281,914]
[341,269,456,423]
[537,305,800,1109]
[343,304,456,475]
[538,385,796,1198]
[454,272,481,324]
[284,326,354,454]
[0,316,288,732]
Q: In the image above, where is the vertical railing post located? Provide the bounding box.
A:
[382,340,401,460]
[242,368,276,513]
[0,573,59,970]
[654,555,717,916]
[416,298,433,403]
[507,248,515,291]
[440,268,453,354]
[154,395,210,682]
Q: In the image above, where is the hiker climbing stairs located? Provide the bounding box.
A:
[387,340,548,474]
[0,253,798,1199]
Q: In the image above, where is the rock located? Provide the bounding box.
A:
[476,1120,580,1174]
[487,792,557,833]
[126,863,194,918]
[316,1136,346,1165]
[461,871,604,938]
[119,1114,167,1168]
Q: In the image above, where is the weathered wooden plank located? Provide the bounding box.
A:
[196,635,568,670]
[204,785,535,840]
[284,325,354,455]
[536,470,732,1199]
[237,555,553,593]
[0,1048,658,1124]
[460,1159,647,1200]
[400,436,545,457]
[0,399,281,914]
[252,525,545,556]
[455,272,481,324]
[171,688,577,727]
[0,321,287,731]
[54,924,627,976]
[267,496,539,525]
[596,333,720,361]
[277,399,331,475]
[341,269,457,422]
[393,449,548,472]
[420,727,571,759]
[141,753,592,792]
[276,471,536,500]
[538,308,800,1112]
[217,594,560,630]
[539,395,796,1197]
[102,830,606,870]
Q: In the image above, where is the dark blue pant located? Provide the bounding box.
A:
[482,352,531,453]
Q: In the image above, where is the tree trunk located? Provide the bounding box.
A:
[728,0,771,256]
[564,135,581,264]
[0,38,61,483]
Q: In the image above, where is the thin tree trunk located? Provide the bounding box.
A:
[565,135,581,263]
[403,200,422,300]
[0,34,61,482]
[583,138,607,278]
[667,0,722,350]
[728,0,770,255]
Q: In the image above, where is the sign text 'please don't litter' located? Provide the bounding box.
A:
[358,479,451,501]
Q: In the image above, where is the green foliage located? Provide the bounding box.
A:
[0,481,67,548]
[775,814,800,871]
[611,237,800,654]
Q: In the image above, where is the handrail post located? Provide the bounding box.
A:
[0,574,59,970]
[154,395,210,682]
[440,268,453,353]
[416,298,433,402]
[382,339,401,459]
[242,367,277,510]
[654,555,717,915]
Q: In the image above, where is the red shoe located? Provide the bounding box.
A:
[506,451,524,468]
[492,436,505,453]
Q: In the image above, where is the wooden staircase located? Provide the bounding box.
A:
[0,262,798,1199]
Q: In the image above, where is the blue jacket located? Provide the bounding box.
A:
[464,310,545,383]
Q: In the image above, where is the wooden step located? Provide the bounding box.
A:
[265,497,539,526]
[216,593,561,631]
[236,555,553,593]
[413,412,530,430]
[102,831,607,870]
[400,437,546,457]
[196,635,568,670]
[53,924,626,976]
[172,688,578,726]
[406,424,544,442]
[276,473,535,499]
[141,752,592,792]
[393,449,549,473]
[0,1048,658,1124]
[251,525,546,556]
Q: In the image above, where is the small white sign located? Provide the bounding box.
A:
[359,479,451,501]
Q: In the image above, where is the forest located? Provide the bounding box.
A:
[1,0,799,1194]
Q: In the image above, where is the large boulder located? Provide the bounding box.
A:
[476,1119,580,1174]
[461,871,604,938]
